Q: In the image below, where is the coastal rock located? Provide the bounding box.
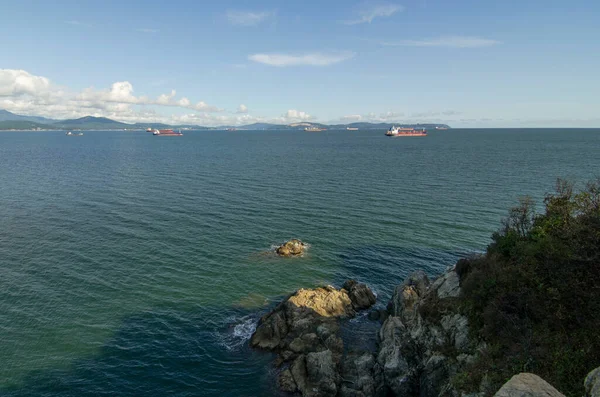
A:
[585,366,600,397]
[431,269,461,299]
[420,354,452,397]
[377,316,418,395]
[279,368,297,393]
[250,282,376,396]
[389,270,430,320]
[289,286,355,318]
[440,314,471,352]
[339,352,383,397]
[306,350,338,396]
[343,280,377,310]
[276,239,307,256]
[493,373,565,397]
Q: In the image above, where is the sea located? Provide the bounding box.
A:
[1,128,598,396]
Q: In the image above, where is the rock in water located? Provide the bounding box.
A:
[276,239,306,256]
[494,373,565,397]
[343,280,377,310]
[250,282,377,396]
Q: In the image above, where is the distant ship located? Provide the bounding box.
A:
[226,128,237,131]
[346,127,359,131]
[153,129,183,136]
[304,127,326,132]
[65,131,83,136]
[435,126,448,130]
[385,126,427,137]
[146,127,153,132]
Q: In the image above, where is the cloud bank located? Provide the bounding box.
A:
[344,3,403,25]
[248,52,355,67]
[226,10,274,26]
[382,36,501,48]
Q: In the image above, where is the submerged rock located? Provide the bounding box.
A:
[494,373,565,397]
[276,239,307,256]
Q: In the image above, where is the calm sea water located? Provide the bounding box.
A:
[1,128,599,396]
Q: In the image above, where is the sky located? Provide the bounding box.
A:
[1,0,599,127]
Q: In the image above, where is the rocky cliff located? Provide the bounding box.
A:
[250,266,600,396]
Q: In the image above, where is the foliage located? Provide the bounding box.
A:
[457,178,600,396]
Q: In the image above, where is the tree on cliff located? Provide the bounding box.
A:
[457,178,600,396]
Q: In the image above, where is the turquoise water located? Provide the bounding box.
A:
[1,128,599,396]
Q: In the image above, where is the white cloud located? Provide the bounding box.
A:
[0,69,51,97]
[0,69,223,123]
[248,51,355,67]
[344,3,403,25]
[282,109,312,122]
[237,104,248,113]
[341,114,363,122]
[383,36,501,48]
[226,10,274,26]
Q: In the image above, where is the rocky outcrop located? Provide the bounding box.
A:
[250,281,377,396]
[252,267,596,396]
[586,367,600,397]
[494,373,565,397]
[377,267,477,396]
[343,280,377,311]
[276,239,307,256]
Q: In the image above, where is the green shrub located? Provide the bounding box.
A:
[456,178,600,396]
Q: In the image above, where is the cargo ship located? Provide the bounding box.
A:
[385,126,427,137]
[153,129,183,136]
[304,127,326,132]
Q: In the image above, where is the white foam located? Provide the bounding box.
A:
[217,315,258,351]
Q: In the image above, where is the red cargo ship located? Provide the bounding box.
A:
[152,129,183,136]
[385,126,427,137]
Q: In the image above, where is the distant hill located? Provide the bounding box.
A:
[52,116,131,130]
[0,109,56,124]
[0,109,452,131]
[0,120,56,130]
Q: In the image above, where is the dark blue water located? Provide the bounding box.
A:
[1,128,598,396]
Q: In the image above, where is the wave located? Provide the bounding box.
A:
[217,314,258,351]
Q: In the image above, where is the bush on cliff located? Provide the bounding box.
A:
[457,179,600,396]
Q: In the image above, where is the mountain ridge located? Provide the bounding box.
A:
[0,110,452,131]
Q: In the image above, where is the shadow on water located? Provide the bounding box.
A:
[2,307,277,397]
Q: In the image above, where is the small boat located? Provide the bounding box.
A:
[66,131,72,135]
[304,127,326,132]
[346,127,359,131]
[65,131,83,136]
[385,126,427,137]
[226,128,237,131]
[153,129,183,136]
[435,126,448,130]
[146,127,153,132]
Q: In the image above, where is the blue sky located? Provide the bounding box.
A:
[1,0,599,127]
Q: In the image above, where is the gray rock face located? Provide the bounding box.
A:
[586,367,600,397]
[375,268,476,396]
[343,280,377,310]
[494,373,565,397]
[420,355,451,397]
[306,350,338,396]
[431,269,461,299]
[440,313,470,352]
